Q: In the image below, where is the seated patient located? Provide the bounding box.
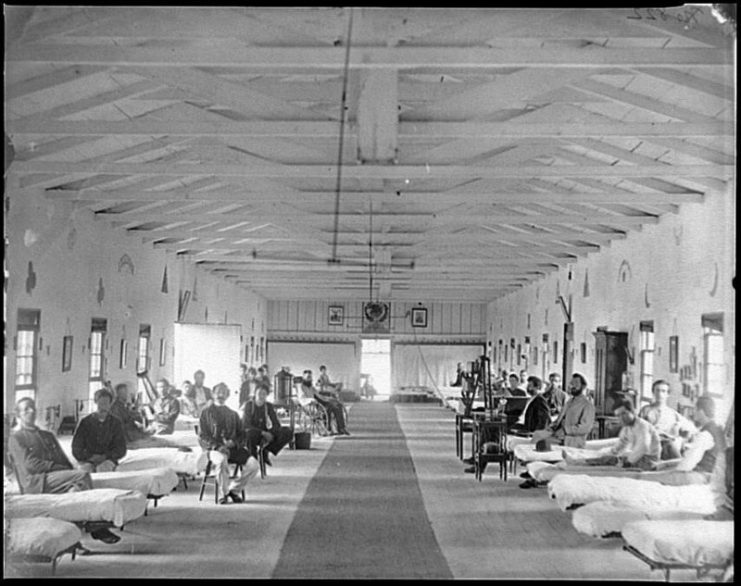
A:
[317,365,343,395]
[531,373,596,449]
[563,397,661,470]
[72,387,127,473]
[241,383,293,466]
[300,370,350,436]
[198,382,259,505]
[508,376,551,434]
[639,379,696,460]
[110,382,148,443]
[146,378,181,435]
[8,397,120,544]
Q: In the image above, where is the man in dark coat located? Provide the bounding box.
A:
[72,387,127,473]
[241,383,292,466]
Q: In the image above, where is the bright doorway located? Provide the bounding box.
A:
[360,338,391,400]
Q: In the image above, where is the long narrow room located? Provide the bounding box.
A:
[4,6,735,581]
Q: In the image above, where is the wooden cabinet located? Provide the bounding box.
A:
[592,329,628,415]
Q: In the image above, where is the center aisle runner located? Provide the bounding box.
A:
[272,401,453,579]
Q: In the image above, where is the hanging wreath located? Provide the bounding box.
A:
[364,301,389,324]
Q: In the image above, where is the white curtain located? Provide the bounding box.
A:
[392,344,483,393]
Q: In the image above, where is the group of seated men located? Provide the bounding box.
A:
[517,379,726,493]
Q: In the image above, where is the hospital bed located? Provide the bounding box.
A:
[115,447,203,489]
[5,488,148,529]
[622,519,734,582]
[547,473,719,513]
[89,467,179,511]
[512,437,620,477]
[571,500,707,538]
[5,517,83,576]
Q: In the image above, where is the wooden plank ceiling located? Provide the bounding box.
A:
[5,6,736,302]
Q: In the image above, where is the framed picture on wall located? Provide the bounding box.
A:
[580,342,587,363]
[328,305,344,326]
[62,335,73,372]
[411,307,427,328]
[669,336,679,373]
[159,338,166,366]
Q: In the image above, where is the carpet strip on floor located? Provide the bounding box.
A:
[272,401,454,579]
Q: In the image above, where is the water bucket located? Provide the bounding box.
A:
[294,431,311,450]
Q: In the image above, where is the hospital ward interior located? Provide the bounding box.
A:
[3,5,736,581]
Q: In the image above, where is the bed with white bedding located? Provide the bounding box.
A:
[90,466,179,500]
[513,437,620,464]
[5,488,148,528]
[621,520,734,581]
[6,517,83,575]
[116,447,202,476]
[571,500,707,538]
[547,474,718,513]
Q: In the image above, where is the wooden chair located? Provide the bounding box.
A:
[198,457,246,504]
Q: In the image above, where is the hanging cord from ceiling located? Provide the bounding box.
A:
[330,7,355,263]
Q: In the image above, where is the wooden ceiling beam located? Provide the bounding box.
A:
[6,45,731,68]
[8,119,731,138]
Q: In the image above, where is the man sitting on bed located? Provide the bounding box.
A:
[639,380,696,460]
[563,397,661,470]
[72,387,127,473]
[110,382,148,443]
[145,378,181,435]
[198,382,259,505]
[509,376,551,434]
[8,398,121,544]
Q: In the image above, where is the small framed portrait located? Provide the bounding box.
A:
[668,336,678,373]
[411,307,427,328]
[62,335,73,372]
[119,339,128,369]
[328,305,344,326]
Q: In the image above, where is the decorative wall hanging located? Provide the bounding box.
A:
[583,269,590,297]
[363,301,390,334]
[161,265,168,293]
[527,313,531,329]
[328,305,344,326]
[411,307,427,328]
[62,335,73,372]
[618,260,632,283]
[672,225,683,246]
[97,277,105,305]
[118,254,135,275]
[25,261,36,295]
[67,227,77,251]
[205,307,208,321]
[669,336,678,373]
[544,308,549,326]
[644,283,651,308]
[192,275,198,301]
[119,339,128,369]
[159,338,166,366]
[709,262,718,297]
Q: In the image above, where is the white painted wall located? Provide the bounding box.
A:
[5,182,267,422]
[486,186,735,424]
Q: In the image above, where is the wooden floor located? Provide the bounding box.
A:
[5,401,713,580]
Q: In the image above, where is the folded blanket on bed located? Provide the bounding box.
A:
[6,517,82,559]
[622,519,734,567]
[547,474,718,513]
[571,501,707,538]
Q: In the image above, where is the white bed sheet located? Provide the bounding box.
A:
[547,474,718,514]
[116,447,202,476]
[514,437,620,463]
[7,517,82,559]
[5,488,147,527]
[572,501,707,538]
[622,520,734,567]
[91,467,179,496]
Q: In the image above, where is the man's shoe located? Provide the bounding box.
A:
[219,496,230,505]
[340,429,351,436]
[519,471,532,480]
[462,457,474,465]
[464,466,476,473]
[519,479,538,489]
[262,453,272,467]
[228,491,243,504]
[90,528,121,544]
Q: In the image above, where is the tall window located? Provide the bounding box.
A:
[702,313,724,399]
[15,309,41,403]
[639,321,655,403]
[88,318,107,403]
